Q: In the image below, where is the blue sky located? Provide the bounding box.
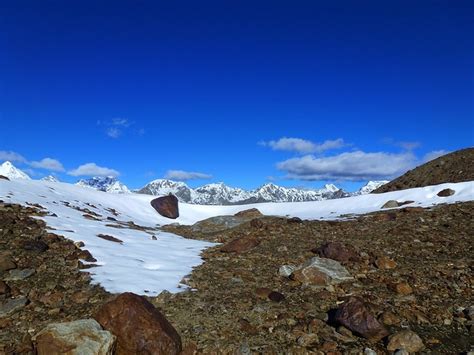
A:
[0,0,472,191]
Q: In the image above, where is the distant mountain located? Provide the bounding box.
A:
[0,161,31,180]
[76,176,130,194]
[137,180,350,205]
[41,175,60,183]
[352,180,389,195]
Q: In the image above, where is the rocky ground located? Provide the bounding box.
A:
[0,200,473,354]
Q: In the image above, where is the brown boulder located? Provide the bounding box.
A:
[437,188,455,197]
[312,242,359,263]
[220,236,260,253]
[234,208,263,218]
[0,253,17,271]
[334,297,389,341]
[375,256,397,270]
[387,330,424,352]
[151,195,179,219]
[94,292,182,355]
[0,175,9,181]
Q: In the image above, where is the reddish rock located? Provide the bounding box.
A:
[94,292,182,355]
[0,280,10,295]
[291,267,330,286]
[334,297,389,341]
[151,195,179,219]
[312,242,359,263]
[375,256,397,269]
[391,282,413,295]
[220,236,260,253]
[234,208,263,218]
[437,188,455,197]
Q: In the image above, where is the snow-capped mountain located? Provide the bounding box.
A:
[41,175,59,183]
[76,176,130,194]
[0,161,31,180]
[138,180,349,205]
[352,180,389,195]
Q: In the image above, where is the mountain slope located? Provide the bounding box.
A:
[373,148,474,193]
[0,161,31,180]
[353,180,389,195]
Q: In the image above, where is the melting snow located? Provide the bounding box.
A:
[0,179,472,296]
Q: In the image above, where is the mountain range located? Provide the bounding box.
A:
[0,161,388,204]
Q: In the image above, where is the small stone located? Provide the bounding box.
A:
[268,291,285,302]
[387,330,424,353]
[312,241,359,263]
[382,200,400,209]
[0,281,10,295]
[364,348,377,355]
[220,236,260,253]
[297,333,319,347]
[0,253,16,271]
[375,256,397,269]
[255,288,272,299]
[6,268,35,281]
[392,282,413,295]
[279,265,296,277]
[74,241,85,248]
[437,188,455,197]
[0,297,28,317]
[379,311,401,326]
[22,240,49,252]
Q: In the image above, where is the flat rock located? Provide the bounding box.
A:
[291,257,353,285]
[234,208,263,219]
[382,200,400,209]
[6,268,35,281]
[22,240,49,252]
[220,236,260,253]
[33,318,115,355]
[94,292,182,355]
[0,297,28,317]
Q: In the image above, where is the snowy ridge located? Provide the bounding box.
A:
[76,176,130,194]
[41,175,59,183]
[138,180,349,205]
[0,178,472,296]
[352,180,389,195]
[0,161,31,180]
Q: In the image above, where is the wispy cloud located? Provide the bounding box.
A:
[30,158,65,172]
[423,149,450,162]
[277,150,418,181]
[68,163,120,177]
[106,127,122,138]
[382,138,421,151]
[259,137,346,154]
[0,150,27,163]
[99,118,136,139]
[164,170,212,181]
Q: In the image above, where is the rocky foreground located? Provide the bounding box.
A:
[0,200,473,354]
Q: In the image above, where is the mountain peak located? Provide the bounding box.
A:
[0,161,31,180]
[76,176,130,194]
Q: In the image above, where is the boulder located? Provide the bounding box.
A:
[234,208,263,218]
[375,256,397,270]
[381,200,399,209]
[334,297,389,341]
[0,297,28,317]
[94,292,182,355]
[0,175,9,181]
[387,330,424,353]
[312,242,359,263]
[437,188,455,197]
[220,236,260,253]
[33,319,115,355]
[151,195,179,219]
[290,257,353,286]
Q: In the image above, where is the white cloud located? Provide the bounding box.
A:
[423,150,450,162]
[382,138,421,151]
[164,170,212,181]
[29,158,65,172]
[68,163,120,177]
[106,127,122,138]
[260,137,346,154]
[277,150,417,181]
[0,150,27,163]
[112,118,131,127]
